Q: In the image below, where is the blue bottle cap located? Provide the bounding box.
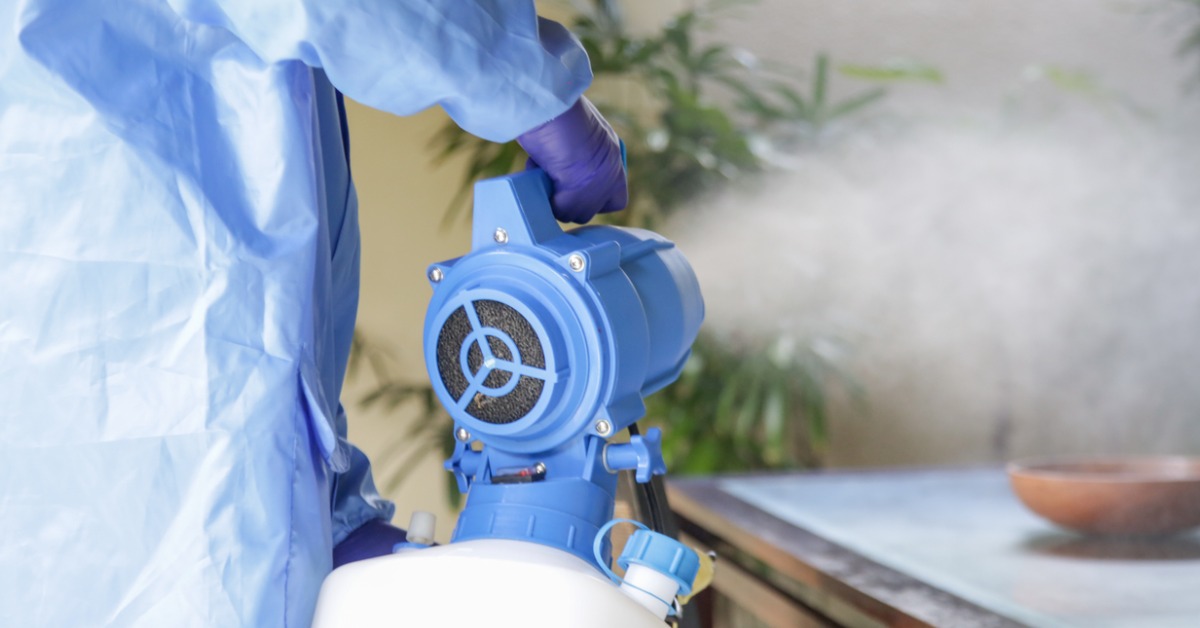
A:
[616,529,700,596]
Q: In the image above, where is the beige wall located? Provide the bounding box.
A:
[343,102,469,542]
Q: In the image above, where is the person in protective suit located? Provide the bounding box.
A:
[0,1,626,625]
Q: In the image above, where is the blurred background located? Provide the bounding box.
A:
[342,0,1200,543]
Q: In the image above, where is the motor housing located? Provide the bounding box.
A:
[423,169,703,565]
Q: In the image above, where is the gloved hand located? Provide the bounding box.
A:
[332,519,409,568]
[517,96,628,224]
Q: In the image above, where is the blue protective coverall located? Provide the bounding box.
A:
[0,1,591,626]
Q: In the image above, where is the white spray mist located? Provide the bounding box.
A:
[669,99,1200,466]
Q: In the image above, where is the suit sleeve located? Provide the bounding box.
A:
[166,0,592,141]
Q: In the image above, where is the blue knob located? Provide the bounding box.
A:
[604,427,667,483]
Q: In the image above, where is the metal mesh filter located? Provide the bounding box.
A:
[435,299,548,424]
[436,307,473,400]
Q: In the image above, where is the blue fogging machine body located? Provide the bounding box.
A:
[427,169,703,564]
[313,170,706,627]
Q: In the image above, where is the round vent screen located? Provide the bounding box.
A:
[435,299,550,424]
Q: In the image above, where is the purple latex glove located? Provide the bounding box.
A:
[517,96,628,224]
[332,519,409,568]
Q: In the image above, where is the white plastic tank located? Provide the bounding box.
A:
[312,539,671,628]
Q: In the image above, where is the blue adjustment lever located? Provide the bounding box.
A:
[604,427,667,483]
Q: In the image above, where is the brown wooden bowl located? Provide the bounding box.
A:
[1007,457,1200,537]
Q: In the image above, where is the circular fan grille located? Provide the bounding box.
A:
[435,299,551,424]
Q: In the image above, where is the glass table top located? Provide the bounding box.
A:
[719,468,1200,628]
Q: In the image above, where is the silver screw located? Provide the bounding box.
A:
[428,267,444,283]
[594,419,612,436]
[568,254,586,272]
[493,228,509,244]
[534,462,547,475]
[455,427,470,442]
